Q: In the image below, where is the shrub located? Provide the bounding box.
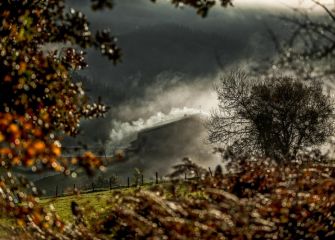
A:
[91,159,335,240]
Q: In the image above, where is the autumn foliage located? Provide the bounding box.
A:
[0,0,116,234]
[86,159,334,240]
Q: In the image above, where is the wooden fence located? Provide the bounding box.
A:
[52,169,211,198]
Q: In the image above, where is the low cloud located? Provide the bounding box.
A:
[108,107,208,150]
[105,72,220,151]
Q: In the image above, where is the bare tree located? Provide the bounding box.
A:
[265,1,335,82]
[208,71,335,161]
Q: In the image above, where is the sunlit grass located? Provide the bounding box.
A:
[36,180,200,224]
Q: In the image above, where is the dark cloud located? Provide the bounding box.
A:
[62,0,284,145]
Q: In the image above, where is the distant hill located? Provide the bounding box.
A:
[35,114,220,196]
[125,113,219,172]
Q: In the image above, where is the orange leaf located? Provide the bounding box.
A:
[33,140,46,152]
[4,75,12,82]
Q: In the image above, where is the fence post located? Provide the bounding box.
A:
[92,182,95,192]
[141,174,144,186]
[109,177,112,190]
[16,193,21,203]
[208,167,213,177]
[127,177,130,188]
[55,185,58,198]
[155,172,158,184]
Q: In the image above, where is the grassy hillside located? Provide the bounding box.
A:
[0,186,145,237]
[41,190,121,222]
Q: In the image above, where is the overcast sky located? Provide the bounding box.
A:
[64,0,330,145]
[236,0,333,8]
